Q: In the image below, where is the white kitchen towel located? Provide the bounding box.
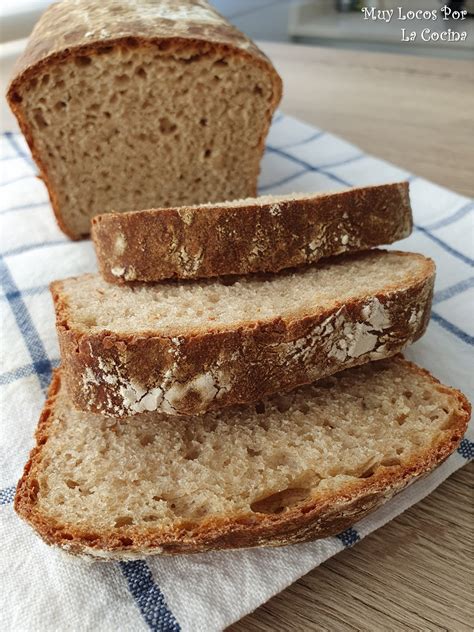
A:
[1,112,472,632]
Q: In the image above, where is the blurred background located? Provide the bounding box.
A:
[1,1,473,59]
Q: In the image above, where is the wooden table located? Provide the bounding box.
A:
[231,43,473,632]
[1,41,472,632]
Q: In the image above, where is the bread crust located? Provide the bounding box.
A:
[14,358,471,559]
[6,0,282,240]
[91,182,413,283]
[51,251,436,417]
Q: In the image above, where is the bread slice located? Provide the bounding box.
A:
[51,250,435,417]
[92,182,413,283]
[6,0,282,239]
[15,357,470,559]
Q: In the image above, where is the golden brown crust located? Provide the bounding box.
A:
[9,0,272,79]
[14,359,471,558]
[91,182,413,283]
[50,251,436,417]
[6,0,282,240]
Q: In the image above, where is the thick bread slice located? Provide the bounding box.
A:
[92,182,413,283]
[7,0,282,239]
[15,358,470,559]
[51,250,435,417]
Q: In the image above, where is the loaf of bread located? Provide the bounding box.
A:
[7,0,282,239]
[15,357,470,558]
[51,250,435,417]
[92,182,413,283]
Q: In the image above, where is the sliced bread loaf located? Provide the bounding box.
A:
[15,357,470,558]
[51,250,435,417]
[92,182,412,283]
[7,0,282,239]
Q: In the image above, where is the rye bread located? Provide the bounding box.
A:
[6,0,282,239]
[15,357,470,559]
[91,182,413,283]
[50,250,435,417]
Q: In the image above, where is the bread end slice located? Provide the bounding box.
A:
[15,357,470,559]
[91,182,413,283]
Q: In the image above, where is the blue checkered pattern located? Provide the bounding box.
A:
[336,528,361,548]
[1,113,472,632]
[120,561,181,632]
